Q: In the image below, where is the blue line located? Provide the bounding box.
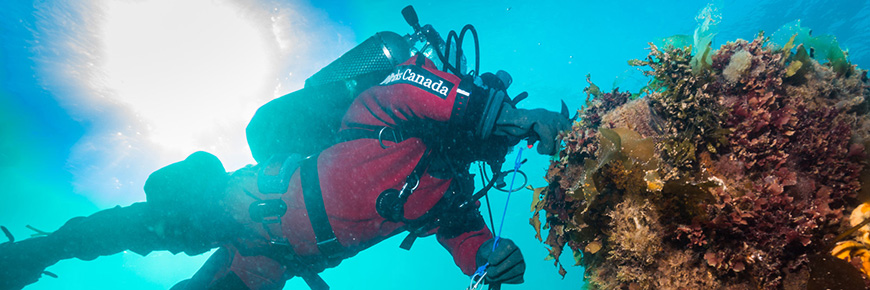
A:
[493,147,524,250]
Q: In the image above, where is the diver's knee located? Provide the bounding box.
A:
[143,152,236,254]
[170,279,191,290]
[144,151,228,209]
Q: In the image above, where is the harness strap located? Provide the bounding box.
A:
[399,234,418,250]
[252,154,299,246]
[234,238,330,290]
[300,155,344,261]
[250,154,330,290]
[337,127,409,147]
[387,149,436,250]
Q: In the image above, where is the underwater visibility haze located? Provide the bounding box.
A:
[2,0,870,289]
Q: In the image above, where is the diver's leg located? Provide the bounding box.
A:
[0,152,235,289]
[171,247,250,290]
[0,200,234,290]
[0,234,59,290]
[0,203,172,290]
[53,203,172,258]
[170,244,294,290]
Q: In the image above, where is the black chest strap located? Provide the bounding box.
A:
[338,126,410,148]
[251,154,331,290]
[300,154,344,261]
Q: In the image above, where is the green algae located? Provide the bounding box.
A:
[569,127,658,214]
[772,20,852,76]
[654,34,692,51]
[690,3,720,74]
[535,3,870,287]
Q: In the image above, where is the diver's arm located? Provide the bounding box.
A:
[434,206,525,284]
[342,55,489,133]
[434,203,493,275]
[367,55,570,154]
[431,200,525,283]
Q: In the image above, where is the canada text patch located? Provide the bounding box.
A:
[379,65,454,99]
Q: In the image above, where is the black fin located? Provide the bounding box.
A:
[1,226,13,243]
[511,92,528,106]
[399,234,417,250]
[560,100,570,118]
[26,225,51,237]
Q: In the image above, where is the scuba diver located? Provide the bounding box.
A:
[0,6,569,290]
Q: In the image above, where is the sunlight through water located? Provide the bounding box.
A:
[10,0,868,289]
[98,0,272,165]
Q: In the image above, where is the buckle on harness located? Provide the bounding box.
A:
[399,176,420,197]
[258,154,302,194]
[377,127,405,149]
[316,237,344,260]
[248,199,288,223]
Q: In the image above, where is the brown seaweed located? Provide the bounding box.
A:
[532,28,870,289]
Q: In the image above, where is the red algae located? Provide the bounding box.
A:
[533,32,870,289]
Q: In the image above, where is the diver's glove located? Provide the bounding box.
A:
[491,106,571,155]
[475,238,525,284]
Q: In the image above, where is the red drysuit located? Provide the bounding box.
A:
[202,55,494,289]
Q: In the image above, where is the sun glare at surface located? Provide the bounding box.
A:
[98,0,275,167]
[29,0,354,207]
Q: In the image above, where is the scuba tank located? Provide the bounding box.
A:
[246,6,473,163]
[246,31,412,162]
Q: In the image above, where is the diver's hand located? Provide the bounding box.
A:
[492,106,570,155]
[475,238,525,285]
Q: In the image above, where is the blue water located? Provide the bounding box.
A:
[1,0,869,289]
